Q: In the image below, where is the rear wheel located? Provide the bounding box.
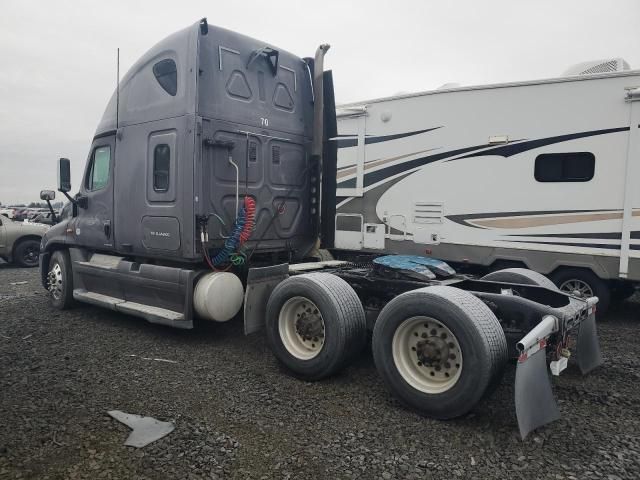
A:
[549,268,610,315]
[266,273,366,380]
[13,239,40,267]
[372,286,507,419]
[47,250,74,310]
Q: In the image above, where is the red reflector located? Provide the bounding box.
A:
[424,249,432,255]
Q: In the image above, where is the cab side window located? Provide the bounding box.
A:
[86,146,111,191]
[153,144,171,192]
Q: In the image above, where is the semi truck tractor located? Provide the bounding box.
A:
[39,18,603,438]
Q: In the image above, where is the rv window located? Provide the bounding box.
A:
[153,59,177,96]
[534,152,595,182]
[86,146,111,191]
[153,144,171,192]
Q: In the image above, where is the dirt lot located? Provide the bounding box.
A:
[0,262,639,480]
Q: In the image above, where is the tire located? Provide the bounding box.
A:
[549,268,610,315]
[611,283,636,302]
[481,267,557,290]
[266,273,367,380]
[372,286,508,419]
[13,239,41,268]
[480,268,555,390]
[47,250,75,310]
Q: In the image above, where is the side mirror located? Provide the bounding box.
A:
[40,190,56,201]
[58,158,72,193]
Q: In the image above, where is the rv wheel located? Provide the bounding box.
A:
[549,268,610,315]
[372,286,507,419]
[47,250,75,310]
[266,273,366,380]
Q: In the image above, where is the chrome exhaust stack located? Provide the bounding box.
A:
[311,44,331,161]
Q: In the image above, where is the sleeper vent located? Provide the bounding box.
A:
[413,202,443,224]
[249,142,257,162]
[563,58,631,76]
[272,145,281,164]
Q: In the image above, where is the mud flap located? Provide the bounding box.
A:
[244,263,289,335]
[576,312,603,374]
[515,347,560,439]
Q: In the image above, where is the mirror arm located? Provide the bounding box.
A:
[44,199,57,224]
[60,190,77,206]
[60,190,88,210]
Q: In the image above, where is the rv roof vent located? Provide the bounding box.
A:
[437,82,461,90]
[563,58,630,76]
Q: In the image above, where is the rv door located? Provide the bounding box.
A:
[619,87,640,279]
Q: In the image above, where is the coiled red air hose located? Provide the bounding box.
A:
[239,196,256,245]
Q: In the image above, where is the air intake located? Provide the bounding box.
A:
[563,58,631,76]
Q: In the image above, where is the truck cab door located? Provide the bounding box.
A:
[75,134,116,250]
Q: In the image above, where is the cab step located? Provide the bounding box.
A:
[73,289,191,328]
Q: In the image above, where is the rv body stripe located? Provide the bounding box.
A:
[445,209,617,228]
[336,144,492,189]
[507,231,623,239]
[453,126,630,160]
[470,211,627,229]
[499,239,640,251]
[337,148,438,179]
[332,127,441,149]
[336,126,631,189]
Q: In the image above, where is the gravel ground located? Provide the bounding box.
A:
[1,261,639,479]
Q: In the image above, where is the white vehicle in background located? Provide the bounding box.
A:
[333,58,640,312]
[0,207,16,219]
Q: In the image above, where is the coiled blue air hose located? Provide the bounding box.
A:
[211,206,247,266]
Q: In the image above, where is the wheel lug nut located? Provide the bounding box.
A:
[430,329,437,336]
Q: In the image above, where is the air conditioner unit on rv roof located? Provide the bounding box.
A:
[563,58,631,76]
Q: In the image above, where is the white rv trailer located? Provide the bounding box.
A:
[333,59,640,311]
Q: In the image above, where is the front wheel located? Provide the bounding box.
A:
[47,250,75,310]
[372,286,507,419]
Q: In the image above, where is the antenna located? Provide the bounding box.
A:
[116,47,120,129]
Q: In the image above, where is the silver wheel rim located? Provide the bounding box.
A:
[278,296,325,360]
[392,316,463,394]
[48,262,63,300]
[559,279,593,298]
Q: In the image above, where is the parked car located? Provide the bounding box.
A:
[0,207,16,219]
[0,215,49,267]
[28,210,59,225]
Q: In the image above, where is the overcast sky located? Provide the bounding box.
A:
[1,0,638,204]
